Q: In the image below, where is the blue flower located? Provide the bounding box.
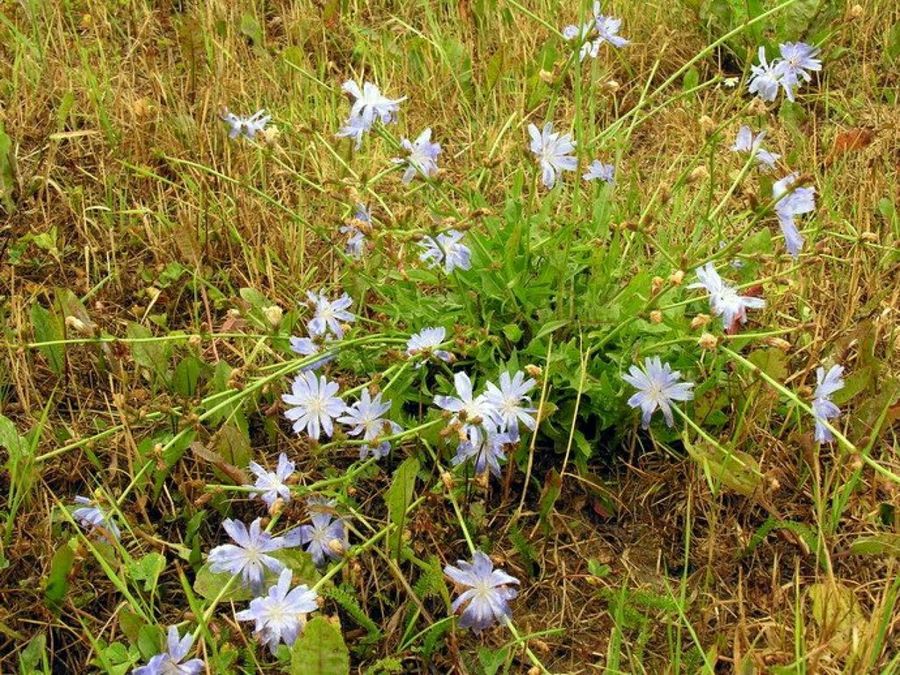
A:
[339,204,371,257]
[289,335,334,372]
[335,113,370,149]
[133,626,204,675]
[528,122,577,189]
[563,3,628,60]
[285,499,346,566]
[207,518,287,591]
[338,389,402,460]
[72,496,121,541]
[282,371,345,439]
[434,372,496,432]
[406,327,454,366]
[306,291,355,339]
[444,551,520,632]
[221,109,271,140]
[689,262,765,331]
[583,160,615,184]
[235,568,319,654]
[773,173,815,258]
[336,80,404,148]
[731,126,779,171]
[482,371,537,441]
[594,12,629,48]
[248,453,295,510]
[452,423,512,478]
[774,42,821,101]
[748,47,782,102]
[418,230,472,273]
[394,128,441,183]
[812,365,844,443]
[622,357,695,428]
[342,80,404,128]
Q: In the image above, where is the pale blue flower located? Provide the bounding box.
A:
[774,42,821,100]
[583,160,615,184]
[406,327,453,366]
[731,126,779,171]
[282,371,345,439]
[622,357,695,428]
[207,518,287,591]
[335,113,370,149]
[483,371,537,441]
[689,262,765,331]
[452,423,512,478]
[812,365,844,443]
[73,496,121,541]
[562,22,599,61]
[248,453,295,510]
[748,47,781,102]
[418,230,472,273]
[306,290,355,339]
[285,499,346,566]
[132,626,204,675]
[435,372,496,431]
[235,568,319,654]
[444,551,520,632]
[394,128,441,183]
[528,122,577,189]
[338,389,402,460]
[342,80,404,128]
[773,173,815,258]
[221,109,270,140]
[289,335,334,371]
[594,13,629,48]
[339,203,370,257]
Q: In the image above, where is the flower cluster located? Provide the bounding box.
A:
[748,43,821,103]
[336,80,404,148]
[563,3,629,62]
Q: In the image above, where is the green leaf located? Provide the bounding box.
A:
[19,632,48,674]
[537,468,562,532]
[0,121,16,214]
[849,534,900,558]
[127,552,166,592]
[193,549,320,601]
[384,456,419,556]
[239,13,264,46]
[290,616,350,675]
[683,432,762,497]
[30,304,65,374]
[127,322,169,382]
[478,645,510,675]
[173,356,202,397]
[44,540,76,609]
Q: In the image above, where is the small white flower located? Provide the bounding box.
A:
[338,389,402,460]
[306,291,355,339]
[690,262,765,331]
[583,159,615,184]
[221,109,271,140]
[72,496,121,540]
[482,371,537,440]
[406,327,453,366]
[133,626,204,675]
[418,230,472,274]
[731,126,779,171]
[528,122,577,189]
[434,372,496,432]
[207,518,287,591]
[394,128,441,183]
[811,365,844,443]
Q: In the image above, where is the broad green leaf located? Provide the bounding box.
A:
[290,616,350,675]
[384,456,419,556]
[809,581,867,655]
[683,432,762,497]
[30,304,65,374]
[849,534,900,558]
[193,549,320,601]
[127,552,166,592]
[44,540,76,608]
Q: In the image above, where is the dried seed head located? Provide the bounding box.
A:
[525,364,542,379]
[669,269,685,285]
[651,276,665,295]
[699,115,716,136]
[263,305,283,327]
[649,310,663,324]
[848,3,863,18]
[698,332,719,350]
[689,166,710,184]
[691,314,711,329]
[764,337,791,352]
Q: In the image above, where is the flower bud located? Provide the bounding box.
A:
[669,269,685,285]
[651,276,664,295]
[65,315,91,335]
[699,115,716,137]
[698,332,719,350]
[649,310,663,324]
[688,166,709,184]
[848,3,863,18]
[603,80,620,93]
[764,337,791,352]
[691,314,711,329]
[263,305,283,327]
[525,364,542,379]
